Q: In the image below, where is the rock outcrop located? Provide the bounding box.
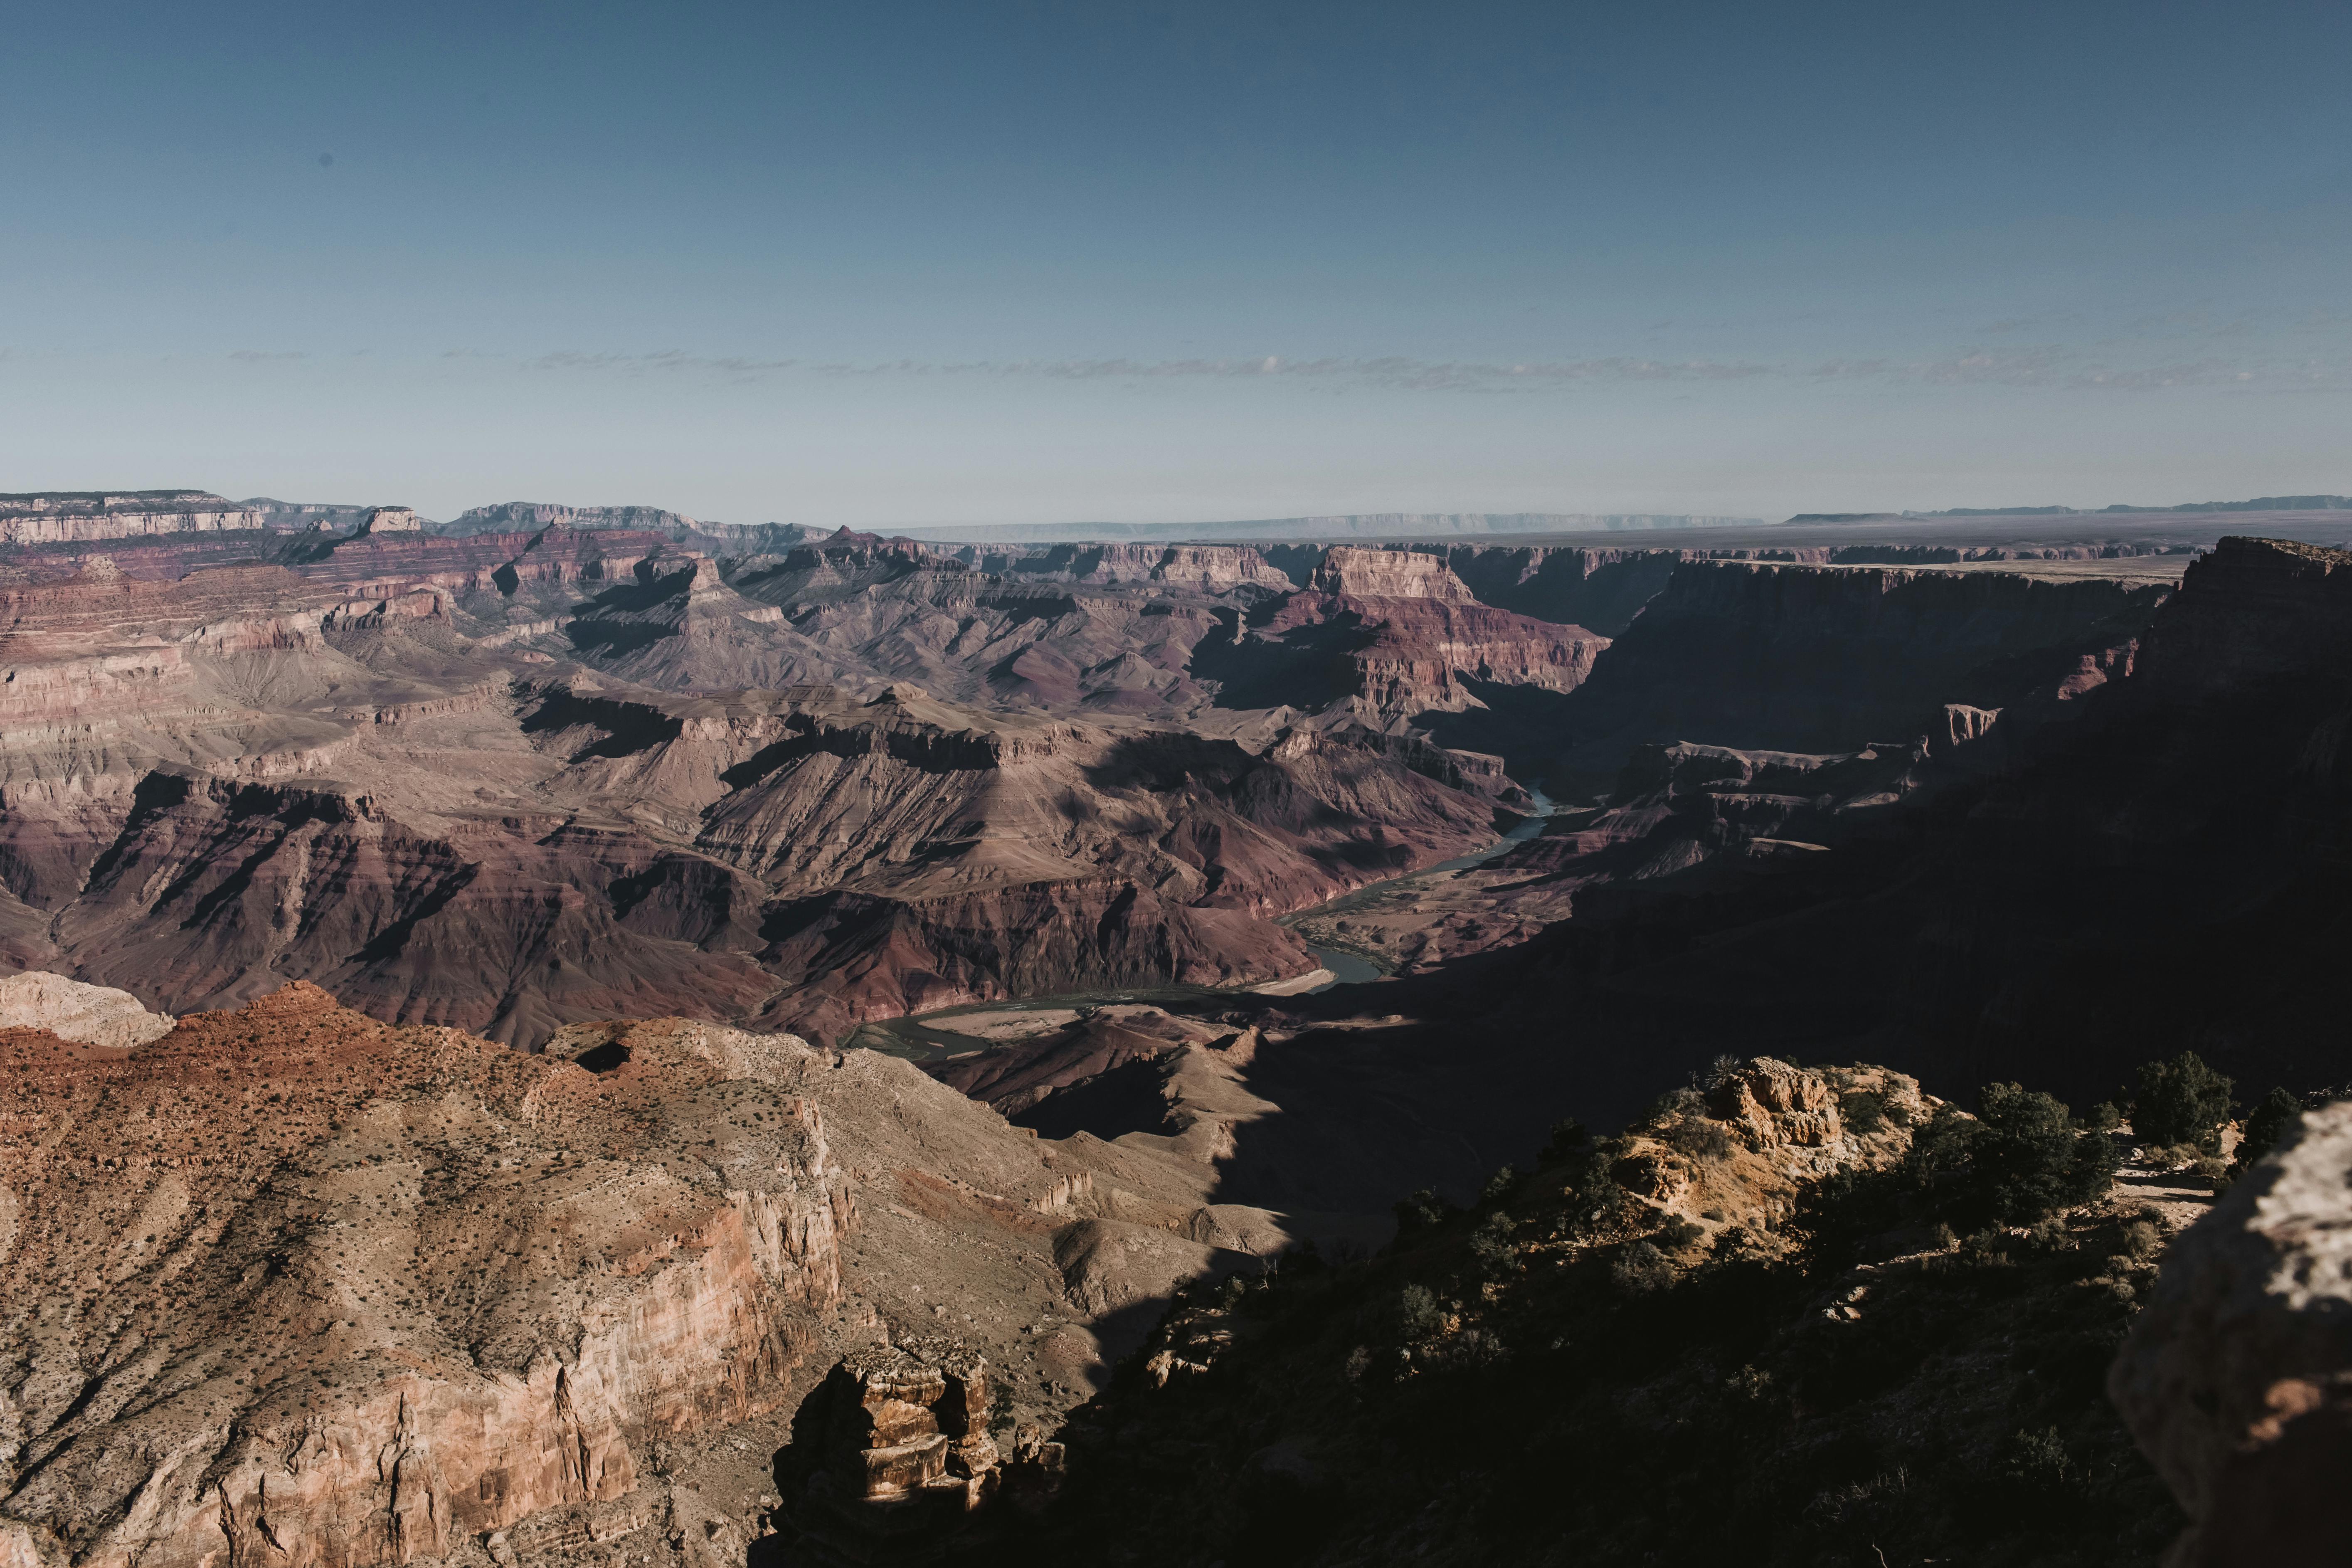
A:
[782,1337,1006,1558]
[0,987,851,1568]
[1196,552,1610,723]
[2111,1102,2352,1567]
[0,971,172,1048]
[2137,535,2352,693]
[0,492,267,546]
[0,984,1332,1568]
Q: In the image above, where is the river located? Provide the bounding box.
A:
[848,786,1556,1059]
[1284,783,1554,990]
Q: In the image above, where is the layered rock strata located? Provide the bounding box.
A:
[0,982,1339,1568]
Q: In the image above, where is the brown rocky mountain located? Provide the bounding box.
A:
[0,521,1533,1047]
[5,495,2350,1566]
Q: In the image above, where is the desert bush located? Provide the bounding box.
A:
[1666,1117,1734,1161]
[1469,1211,1517,1274]
[1901,1086,2115,1227]
[1393,1188,1451,1235]
[1656,1215,1704,1250]
[2081,1100,2122,1132]
[1839,1090,1886,1133]
[1540,1117,1590,1165]
[1610,1240,1675,1295]
[1393,1283,1444,1339]
[2234,1086,2304,1172]
[2132,1050,2234,1151]
[2111,1219,2163,1265]
[1480,1164,1521,1205]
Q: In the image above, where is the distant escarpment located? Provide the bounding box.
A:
[1192,547,1609,725]
[1430,554,2171,788]
[1279,536,2352,1124]
[0,491,269,545]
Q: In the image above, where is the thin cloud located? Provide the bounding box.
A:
[229,350,308,362]
[524,350,798,377]
[434,344,2342,394]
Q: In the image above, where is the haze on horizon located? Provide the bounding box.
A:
[4,0,2347,528]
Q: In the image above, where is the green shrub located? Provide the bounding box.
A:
[1977,1082,2119,1224]
[1839,1090,1886,1133]
[2132,1051,2234,1151]
[1480,1164,1521,1205]
[2111,1218,2162,1264]
[1904,1085,2116,1227]
[1540,1118,1590,1164]
[1610,1240,1675,1295]
[2234,1086,2304,1172]
[1393,1188,1450,1234]
[1666,1117,1733,1161]
[1469,1211,1517,1274]
[1393,1283,1444,1338]
[2081,1101,2122,1132]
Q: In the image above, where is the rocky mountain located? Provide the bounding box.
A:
[5,492,2350,1566]
[0,522,1534,1047]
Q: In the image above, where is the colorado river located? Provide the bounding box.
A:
[1286,784,1555,990]
[850,787,1556,1057]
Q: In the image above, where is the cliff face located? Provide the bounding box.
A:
[0,493,269,546]
[970,544,1292,594]
[2137,534,2352,693]
[1194,550,1610,725]
[2113,1103,2352,1567]
[0,986,848,1568]
[0,983,1356,1568]
[444,502,703,536]
[1393,543,1686,634]
[1419,555,2171,787]
[1319,534,2352,1124]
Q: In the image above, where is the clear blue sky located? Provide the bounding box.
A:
[5,1,2347,525]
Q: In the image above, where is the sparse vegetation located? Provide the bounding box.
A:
[2131,1051,2234,1152]
[996,1069,2180,1568]
[2234,1086,2305,1172]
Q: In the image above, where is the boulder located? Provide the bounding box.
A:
[2110,1102,2352,1566]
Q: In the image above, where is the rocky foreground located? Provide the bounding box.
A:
[0,980,1342,1568]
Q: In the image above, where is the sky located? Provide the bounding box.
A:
[3,0,2349,526]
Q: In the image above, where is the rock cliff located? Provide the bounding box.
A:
[0,982,1332,1568]
[0,492,268,546]
[2112,1102,2352,1567]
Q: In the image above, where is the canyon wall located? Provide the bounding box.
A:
[0,492,269,546]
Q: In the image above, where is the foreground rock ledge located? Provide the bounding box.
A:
[2111,1102,2352,1567]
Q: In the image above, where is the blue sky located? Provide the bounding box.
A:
[4,0,2348,525]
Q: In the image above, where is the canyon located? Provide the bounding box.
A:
[4,491,2351,1566]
